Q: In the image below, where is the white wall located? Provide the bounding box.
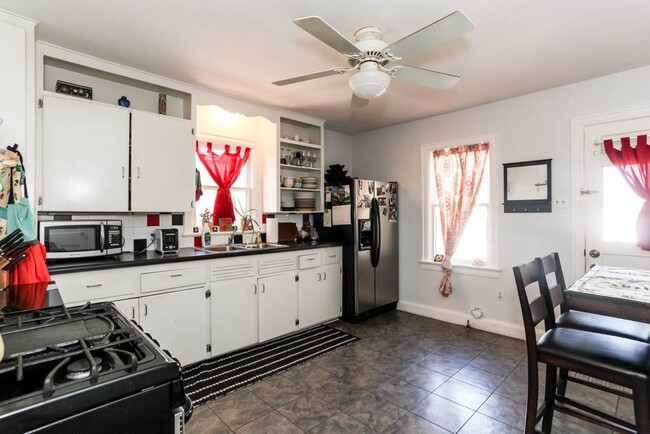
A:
[324,129,353,173]
[351,65,650,337]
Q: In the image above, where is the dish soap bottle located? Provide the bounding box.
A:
[203,225,212,247]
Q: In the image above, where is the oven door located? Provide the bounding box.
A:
[40,221,105,259]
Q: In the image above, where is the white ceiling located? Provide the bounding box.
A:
[2,0,650,134]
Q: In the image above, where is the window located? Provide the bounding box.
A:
[421,134,499,276]
[195,142,252,228]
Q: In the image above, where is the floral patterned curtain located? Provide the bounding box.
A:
[433,143,490,296]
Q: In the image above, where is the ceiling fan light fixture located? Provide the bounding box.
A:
[349,62,391,99]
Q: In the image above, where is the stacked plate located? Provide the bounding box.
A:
[301,176,318,189]
[294,192,316,211]
[281,191,295,211]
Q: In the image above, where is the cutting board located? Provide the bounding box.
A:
[278,223,298,242]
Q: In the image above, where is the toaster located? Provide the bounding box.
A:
[155,228,179,254]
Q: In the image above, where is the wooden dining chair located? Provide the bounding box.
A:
[514,259,650,434]
[536,253,650,398]
[536,253,650,343]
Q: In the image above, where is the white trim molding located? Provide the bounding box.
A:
[397,300,525,340]
[420,132,500,271]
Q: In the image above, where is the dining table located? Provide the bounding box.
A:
[565,265,650,323]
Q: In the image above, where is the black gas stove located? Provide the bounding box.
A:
[0,300,192,433]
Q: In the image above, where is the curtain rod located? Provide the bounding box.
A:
[593,135,649,146]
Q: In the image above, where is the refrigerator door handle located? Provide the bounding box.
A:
[371,197,381,267]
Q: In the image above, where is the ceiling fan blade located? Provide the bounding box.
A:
[394,65,460,90]
[273,68,344,86]
[384,11,474,59]
[294,16,362,57]
[351,93,369,108]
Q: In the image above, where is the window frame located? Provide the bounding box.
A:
[420,133,501,279]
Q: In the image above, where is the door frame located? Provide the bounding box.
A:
[570,104,650,280]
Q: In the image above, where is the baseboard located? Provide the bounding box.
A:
[397,300,526,340]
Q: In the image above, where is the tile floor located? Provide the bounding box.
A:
[186,310,634,433]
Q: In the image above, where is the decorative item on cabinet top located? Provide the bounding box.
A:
[55,80,92,100]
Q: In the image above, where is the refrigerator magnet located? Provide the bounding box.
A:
[382,208,388,216]
[378,197,387,207]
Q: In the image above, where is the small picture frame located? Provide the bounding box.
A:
[55,80,93,100]
[218,217,233,232]
[433,254,445,263]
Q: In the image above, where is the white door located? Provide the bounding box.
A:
[112,298,139,322]
[131,110,194,212]
[258,272,298,342]
[298,268,321,329]
[320,264,342,321]
[211,277,258,355]
[139,287,209,365]
[583,117,650,270]
[42,95,130,211]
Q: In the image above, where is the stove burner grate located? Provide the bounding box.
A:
[66,357,103,380]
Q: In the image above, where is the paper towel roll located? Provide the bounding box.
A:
[266,217,279,243]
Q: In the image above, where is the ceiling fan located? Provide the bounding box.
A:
[272,11,474,107]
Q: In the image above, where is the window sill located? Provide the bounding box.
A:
[419,260,501,279]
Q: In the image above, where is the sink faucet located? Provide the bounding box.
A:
[228,231,236,244]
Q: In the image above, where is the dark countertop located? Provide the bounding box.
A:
[0,282,63,313]
[47,241,344,275]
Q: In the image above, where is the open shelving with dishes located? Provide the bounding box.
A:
[262,116,324,214]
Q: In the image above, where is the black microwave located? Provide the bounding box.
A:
[39,220,123,260]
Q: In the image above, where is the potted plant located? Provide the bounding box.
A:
[234,200,262,244]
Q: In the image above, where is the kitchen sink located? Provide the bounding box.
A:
[236,243,289,249]
[199,245,247,253]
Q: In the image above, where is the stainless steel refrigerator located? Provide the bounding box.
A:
[320,179,398,321]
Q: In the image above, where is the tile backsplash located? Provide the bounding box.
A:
[38,213,192,252]
[38,212,312,253]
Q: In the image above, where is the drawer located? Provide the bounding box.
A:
[55,271,137,304]
[141,266,207,293]
[321,247,341,265]
[298,253,321,269]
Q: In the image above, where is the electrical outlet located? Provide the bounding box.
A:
[497,290,504,302]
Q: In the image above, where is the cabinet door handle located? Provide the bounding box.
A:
[261,283,266,293]
[137,167,141,179]
[170,273,183,277]
[253,284,257,294]
[317,273,321,281]
[86,283,103,288]
[144,304,148,316]
[122,166,125,178]
[131,306,135,319]
[329,254,336,258]
[323,272,327,281]
[307,258,315,261]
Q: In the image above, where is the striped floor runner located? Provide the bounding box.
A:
[182,325,359,407]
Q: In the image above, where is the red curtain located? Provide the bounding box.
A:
[196,142,250,224]
[604,135,650,250]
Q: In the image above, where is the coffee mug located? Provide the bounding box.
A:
[283,177,294,188]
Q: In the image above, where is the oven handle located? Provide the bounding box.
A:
[99,221,105,253]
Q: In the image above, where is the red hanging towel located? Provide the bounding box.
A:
[10,242,51,286]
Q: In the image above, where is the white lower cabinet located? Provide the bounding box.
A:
[138,287,209,366]
[112,298,139,321]
[320,263,342,321]
[211,276,258,355]
[298,268,322,329]
[258,272,298,342]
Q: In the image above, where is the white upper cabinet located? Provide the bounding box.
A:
[130,111,194,213]
[41,94,130,211]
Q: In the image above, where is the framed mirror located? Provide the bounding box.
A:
[503,159,552,213]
